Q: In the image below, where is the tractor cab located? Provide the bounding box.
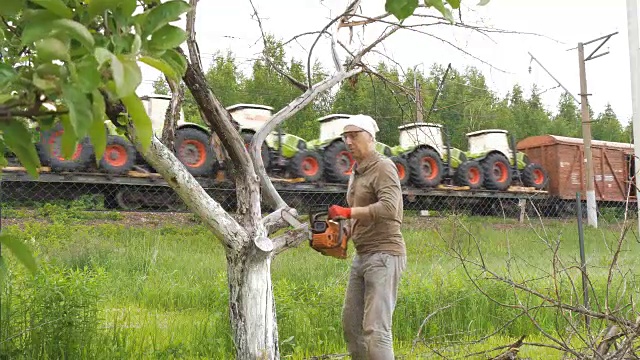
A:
[140,94,186,136]
[316,114,352,143]
[397,122,446,159]
[465,129,512,161]
[226,103,275,133]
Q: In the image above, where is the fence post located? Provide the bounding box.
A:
[576,192,590,329]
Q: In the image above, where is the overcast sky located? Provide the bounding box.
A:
[138,0,639,127]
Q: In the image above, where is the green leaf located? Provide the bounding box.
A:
[147,24,187,51]
[132,34,142,54]
[74,56,101,93]
[121,94,152,151]
[446,0,460,8]
[477,0,490,4]
[141,0,191,37]
[23,18,95,49]
[61,83,93,138]
[139,55,179,80]
[21,8,60,23]
[0,0,26,16]
[35,37,71,62]
[160,49,187,78]
[0,64,17,87]
[425,0,452,22]
[119,0,138,17]
[385,0,419,21]
[94,47,113,68]
[0,94,16,104]
[87,0,118,17]
[111,55,142,98]
[30,0,73,18]
[88,90,107,163]
[59,114,78,159]
[0,234,37,275]
[33,72,59,91]
[0,120,41,178]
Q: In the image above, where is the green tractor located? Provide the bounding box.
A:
[226,103,324,182]
[36,94,220,176]
[464,129,549,191]
[391,122,484,189]
[306,114,405,184]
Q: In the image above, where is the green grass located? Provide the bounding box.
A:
[1,205,638,359]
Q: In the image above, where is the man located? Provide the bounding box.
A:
[327,114,407,360]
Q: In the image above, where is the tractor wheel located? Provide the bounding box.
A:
[241,132,271,170]
[174,127,216,176]
[390,156,409,186]
[323,140,354,184]
[481,152,512,191]
[99,135,136,175]
[289,150,324,182]
[454,160,483,189]
[408,148,443,188]
[521,163,549,190]
[38,123,93,172]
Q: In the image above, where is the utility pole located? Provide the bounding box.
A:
[627,0,640,236]
[576,31,618,229]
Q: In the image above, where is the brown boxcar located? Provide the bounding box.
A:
[517,135,635,202]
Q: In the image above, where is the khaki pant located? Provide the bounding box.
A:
[342,252,407,360]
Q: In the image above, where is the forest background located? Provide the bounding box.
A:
[152,36,631,149]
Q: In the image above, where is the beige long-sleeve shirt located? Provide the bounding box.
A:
[346,151,406,256]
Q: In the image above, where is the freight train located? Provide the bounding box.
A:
[23,94,551,193]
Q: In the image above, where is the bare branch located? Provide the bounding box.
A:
[182,2,263,232]
[186,0,203,71]
[345,14,511,74]
[160,78,183,150]
[272,225,310,255]
[350,25,401,67]
[264,56,308,92]
[283,31,326,47]
[305,0,366,86]
[133,134,247,252]
[248,0,309,92]
[251,67,362,210]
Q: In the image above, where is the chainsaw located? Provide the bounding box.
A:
[309,208,349,259]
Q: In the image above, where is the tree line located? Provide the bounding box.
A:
[153,36,632,150]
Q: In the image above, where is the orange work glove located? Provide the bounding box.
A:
[329,205,351,219]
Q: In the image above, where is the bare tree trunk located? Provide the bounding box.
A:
[227,248,279,360]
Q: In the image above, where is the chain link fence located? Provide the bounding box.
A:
[0,167,636,223]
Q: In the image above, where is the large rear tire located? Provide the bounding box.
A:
[481,153,512,191]
[408,148,443,188]
[99,135,136,175]
[38,123,93,172]
[323,140,353,184]
[174,127,216,176]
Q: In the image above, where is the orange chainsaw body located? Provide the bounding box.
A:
[309,211,348,259]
